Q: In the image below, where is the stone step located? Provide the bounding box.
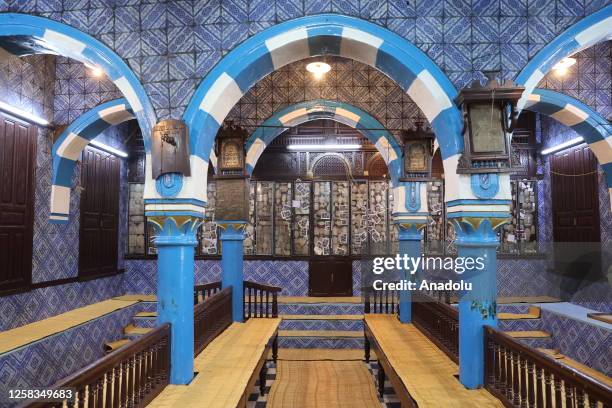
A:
[132,313,156,328]
[278,296,361,304]
[278,303,364,316]
[135,311,156,318]
[280,314,363,320]
[498,318,543,332]
[280,314,363,332]
[278,329,364,349]
[104,339,131,353]
[278,330,362,338]
[498,306,541,320]
[505,330,551,339]
[124,324,153,340]
[516,337,554,349]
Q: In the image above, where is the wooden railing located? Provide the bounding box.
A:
[485,326,612,408]
[194,281,222,304]
[411,292,459,362]
[363,286,398,314]
[243,280,281,320]
[23,324,170,408]
[194,286,233,356]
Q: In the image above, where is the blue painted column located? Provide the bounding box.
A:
[150,216,200,385]
[452,218,499,389]
[397,224,423,323]
[220,223,245,322]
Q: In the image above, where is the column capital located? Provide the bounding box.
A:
[449,216,505,247]
[148,215,201,246]
[396,222,426,241]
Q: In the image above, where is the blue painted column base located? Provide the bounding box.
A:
[220,224,245,323]
[397,224,423,324]
[151,216,200,385]
[453,219,499,389]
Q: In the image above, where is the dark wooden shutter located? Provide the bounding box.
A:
[551,144,601,243]
[0,112,36,290]
[79,146,119,277]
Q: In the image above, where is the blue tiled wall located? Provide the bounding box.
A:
[0,1,610,330]
[0,53,130,329]
[0,302,145,406]
[540,309,611,375]
[1,0,609,122]
[124,259,310,296]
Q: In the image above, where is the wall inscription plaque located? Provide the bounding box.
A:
[215,177,250,222]
[151,119,190,179]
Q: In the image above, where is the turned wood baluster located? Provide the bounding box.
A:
[576,388,586,407]
[512,351,521,405]
[535,366,544,408]
[140,350,148,401]
[564,380,574,408]
[377,362,385,399]
[554,375,563,408]
[95,375,104,407]
[364,290,370,314]
[248,287,252,319]
[527,361,535,408]
[144,348,152,395]
[259,364,267,396]
[385,290,389,314]
[500,346,508,397]
[544,371,553,408]
[364,333,370,363]
[520,356,528,407]
[272,292,278,318]
[272,334,278,364]
[265,291,269,317]
[112,365,121,408]
[134,353,142,406]
[121,359,130,407]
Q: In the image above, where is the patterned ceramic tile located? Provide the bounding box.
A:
[0,303,142,405]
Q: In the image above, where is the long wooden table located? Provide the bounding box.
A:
[149,318,280,408]
[364,314,504,408]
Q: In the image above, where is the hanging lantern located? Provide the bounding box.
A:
[455,71,524,173]
[400,120,435,180]
[215,121,250,222]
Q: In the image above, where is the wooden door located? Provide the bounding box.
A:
[79,146,119,277]
[0,112,36,290]
[550,144,602,293]
[551,144,600,243]
[309,258,353,296]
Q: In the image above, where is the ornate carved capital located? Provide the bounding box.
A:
[147,215,201,246]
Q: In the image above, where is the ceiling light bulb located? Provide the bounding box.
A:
[85,63,104,77]
[306,62,331,78]
[91,67,104,77]
[552,57,576,75]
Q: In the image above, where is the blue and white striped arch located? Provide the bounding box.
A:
[0,13,156,151]
[524,88,612,204]
[244,100,402,184]
[50,99,134,223]
[181,14,463,216]
[515,5,612,110]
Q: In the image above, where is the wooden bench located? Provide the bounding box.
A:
[149,318,280,408]
[364,314,504,408]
